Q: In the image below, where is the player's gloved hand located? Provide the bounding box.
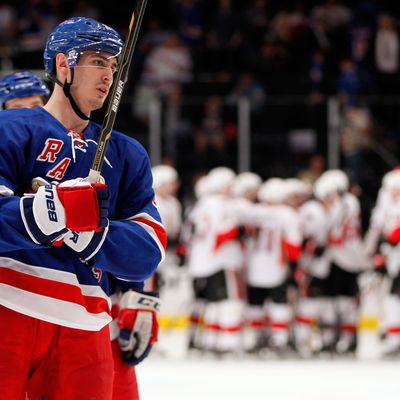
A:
[118,290,160,366]
[20,178,109,245]
[63,224,109,261]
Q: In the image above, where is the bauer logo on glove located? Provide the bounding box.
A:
[20,177,109,246]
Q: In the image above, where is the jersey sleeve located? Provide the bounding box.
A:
[0,196,50,252]
[0,117,46,252]
[108,273,145,294]
[94,141,166,282]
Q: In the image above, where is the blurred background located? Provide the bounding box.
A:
[2,0,400,209]
[3,0,400,397]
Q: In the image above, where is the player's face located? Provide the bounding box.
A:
[5,95,45,109]
[390,188,400,202]
[320,192,339,208]
[72,51,118,112]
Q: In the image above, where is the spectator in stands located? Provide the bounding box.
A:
[226,72,266,113]
[71,0,100,20]
[309,50,326,93]
[18,0,61,51]
[141,33,193,95]
[351,25,372,68]
[286,0,308,40]
[192,96,233,169]
[372,13,400,95]
[297,153,326,185]
[340,106,374,183]
[310,0,351,32]
[337,58,361,106]
[139,17,170,54]
[242,0,270,48]
[0,0,17,51]
[176,0,204,48]
[133,33,193,121]
[164,86,192,158]
[250,36,290,93]
[206,0,242,50]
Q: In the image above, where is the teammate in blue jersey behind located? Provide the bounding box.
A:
[0,17,166,400]
[0,70,49,109]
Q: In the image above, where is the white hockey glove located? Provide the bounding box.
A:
[63,225,109,261]
[20,178,109,245]
[118,290,160,366]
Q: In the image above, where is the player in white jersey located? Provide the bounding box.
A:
[314,170,369,354]
[152,165,182,246]
[231,171,262,276]
[183,173,212,351]
[366,171,400,356]
[186,167,247,354]
[364,169,400,266]
[150,164,182,285]
[294,194,334,356]
[150,164,192,359]
[244,178,302,353]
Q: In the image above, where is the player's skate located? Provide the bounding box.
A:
[381,335,400,358]
[336,333,356,355]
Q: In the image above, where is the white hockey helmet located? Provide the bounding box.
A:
[285,178,312,198]
[152,165,178,192]
[323,170,349,192]
[257,178,288,203]
[384,170,400,192]
[313,169,349,199]
[206,166,236,194]
[232,172,262,197]
[194,175,210,199]
[382,169,400,189]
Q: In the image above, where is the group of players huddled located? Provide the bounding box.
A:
[152,164,400,359]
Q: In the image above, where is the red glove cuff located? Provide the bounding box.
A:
[118,309,159,344]
[57,184,105,232]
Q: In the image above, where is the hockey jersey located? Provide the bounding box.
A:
[298,199,330,279]
[247,203,302,288]
[327,193,368,272]
[0,107,166,331]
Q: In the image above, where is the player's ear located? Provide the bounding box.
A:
[55,53,70,81]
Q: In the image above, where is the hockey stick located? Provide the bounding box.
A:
[88,0,148,183]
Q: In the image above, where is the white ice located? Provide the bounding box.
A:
[137,356,400,400]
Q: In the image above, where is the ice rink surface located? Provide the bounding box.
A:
[137,356,400,400]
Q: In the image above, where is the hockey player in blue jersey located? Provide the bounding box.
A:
[0,17,166,399]
[0,69,159,399]
[0,70,49,109]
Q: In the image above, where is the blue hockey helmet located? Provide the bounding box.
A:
[44,17,124,77]
[0,71,50,105]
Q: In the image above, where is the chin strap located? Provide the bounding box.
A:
[51,70,90,121]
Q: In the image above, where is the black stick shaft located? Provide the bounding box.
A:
[88,0,148,182]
